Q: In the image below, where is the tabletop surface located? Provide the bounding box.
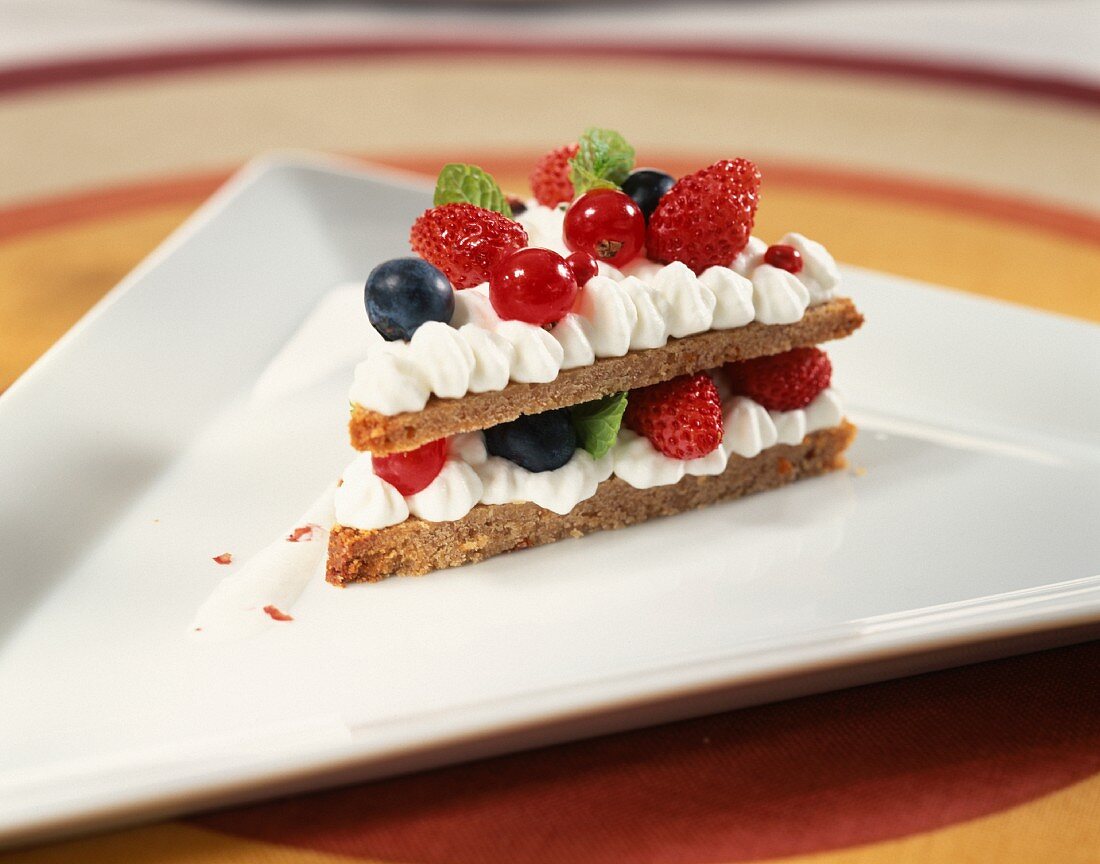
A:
[1,1,1098,861]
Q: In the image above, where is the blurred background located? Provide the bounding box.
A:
[1,0,1097,392]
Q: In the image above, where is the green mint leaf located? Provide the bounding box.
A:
[570,392,628,459]
[433,163,512,217]
[569,128,636,195]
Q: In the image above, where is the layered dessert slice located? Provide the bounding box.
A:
[328,129,862,583]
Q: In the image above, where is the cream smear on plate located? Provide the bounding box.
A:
[191,486,335,640]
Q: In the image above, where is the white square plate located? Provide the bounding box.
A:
[1,154,1098,847]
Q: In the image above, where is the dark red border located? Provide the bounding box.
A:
[1,40,1098,108]
[3,156,1098,246]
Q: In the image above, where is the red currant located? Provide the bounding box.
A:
[764,244,803,274]
[563,189,646,267]
[372,438,448,496]
[489,248,578,326]
[565,251,598,286]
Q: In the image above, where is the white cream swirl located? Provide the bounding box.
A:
[574,276,637,356]
[750,264,810,325]
[515,202,572,257]
[698,266,755,329]
[334,453,484,529]
[780,232,841,305]
[451,283,497,328]
[552,313,596,369]
[405,460,483,522]
[455,432,614,515]
[335,388,845,530]
[333,452,410,529]
[408,322,474,398]
[653,261,716,338]
[619,276,669,350]
[349,204,843,415]
[459,323,513,392]
[351,344,430,415]
[731,236,768,276]
[495,320,564,382]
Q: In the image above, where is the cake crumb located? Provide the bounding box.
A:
[212,552,233,565]
[852,465,867,477]
[287,524,320,542]
[263,605,293,622]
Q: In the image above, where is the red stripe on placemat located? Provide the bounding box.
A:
[1,41,1098,108]
[768,162,1100,244]
[0,173,230,242]
[191,642,1100,864]
[3,157,1097,247]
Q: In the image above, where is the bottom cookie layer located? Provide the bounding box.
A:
[326,421,856,584]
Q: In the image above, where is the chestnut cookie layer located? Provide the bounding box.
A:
[350,297,862,454]
[328,421,856,583]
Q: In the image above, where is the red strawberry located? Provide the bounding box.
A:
[726,347,832,411]
[646,158,762,274]
[530,143,579,207]
[625,372,724,460]
[410,203,528,289]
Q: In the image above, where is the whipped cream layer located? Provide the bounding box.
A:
[350,204,842,415]
[334,388,844,531]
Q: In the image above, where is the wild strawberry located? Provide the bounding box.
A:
[624,372,724,460]
[530,143,579,207]
[646,158,762,274]
[410,203,528,289]
[726,347,832,411]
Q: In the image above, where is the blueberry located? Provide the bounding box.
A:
[620,169,676,222]
[365,257,454,341]
[484,409,577,473]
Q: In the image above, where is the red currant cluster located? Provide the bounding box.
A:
[484,169,650,326]
[489,247,596,326]
[486,185,641,327]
